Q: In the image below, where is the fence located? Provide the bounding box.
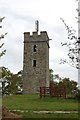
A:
[40,86,66,98]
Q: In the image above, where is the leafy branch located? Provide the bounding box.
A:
[60,18,80,69]
[0,17,7,58]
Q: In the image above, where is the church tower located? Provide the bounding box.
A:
[23,22,50,93]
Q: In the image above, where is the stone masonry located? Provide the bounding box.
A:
[23,31,50,93]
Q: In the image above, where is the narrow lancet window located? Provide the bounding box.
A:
[32,60,36,67]
[33,45,37,52]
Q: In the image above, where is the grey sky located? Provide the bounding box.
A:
[0,0,78,81]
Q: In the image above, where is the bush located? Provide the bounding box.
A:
[76,89,80,99]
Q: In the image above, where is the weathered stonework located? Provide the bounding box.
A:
[23,31,49,93]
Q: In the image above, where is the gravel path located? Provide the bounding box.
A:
[10,110,78,114]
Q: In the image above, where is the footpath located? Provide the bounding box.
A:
[10,110,78,114]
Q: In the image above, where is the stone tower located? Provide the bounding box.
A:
[23,31,50,93]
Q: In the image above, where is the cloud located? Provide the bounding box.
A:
[0,0,78,82]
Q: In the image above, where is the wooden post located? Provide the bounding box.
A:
[44,87,45,97]
[40,87,42,99]
[64,87,66,98]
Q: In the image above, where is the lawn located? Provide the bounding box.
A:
[12,111,79,119]
[2,94,79,118]
[0,97,2,106]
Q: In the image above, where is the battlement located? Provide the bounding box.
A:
[24,31,49,41]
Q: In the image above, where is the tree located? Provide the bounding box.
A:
[0,67,22,95]
[60,1,80,93]
[49,69,78,97]
[49,69,62,87]
[0,67,12,95]
[60,18,80,69]
[53,74,61,83]
[7,74,22,94]
[60,1,80,69]
[59,77,78,97]
[49,69,54,82]
[0,17,7,57]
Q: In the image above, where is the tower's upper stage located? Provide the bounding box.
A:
[24,31,49,42]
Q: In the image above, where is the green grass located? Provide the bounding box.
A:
[2,94,79,118]
[0,97,2,106]
[2,94,78,111]
[12,111,79,118]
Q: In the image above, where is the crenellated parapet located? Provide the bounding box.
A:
[24,31,49,42]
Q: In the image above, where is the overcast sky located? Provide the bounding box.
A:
[0,0,78,81]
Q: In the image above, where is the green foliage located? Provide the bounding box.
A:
[49,69,54,82]
[58,78,78,98]
[1,67,12,78]
[76,89,80,99]
[0,50,6,57]
[0,67,22,95]
[49,69,78,98]
[1,67,78,97]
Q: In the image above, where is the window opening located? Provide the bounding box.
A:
[33,45,37,52]
[33,60,36,67]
